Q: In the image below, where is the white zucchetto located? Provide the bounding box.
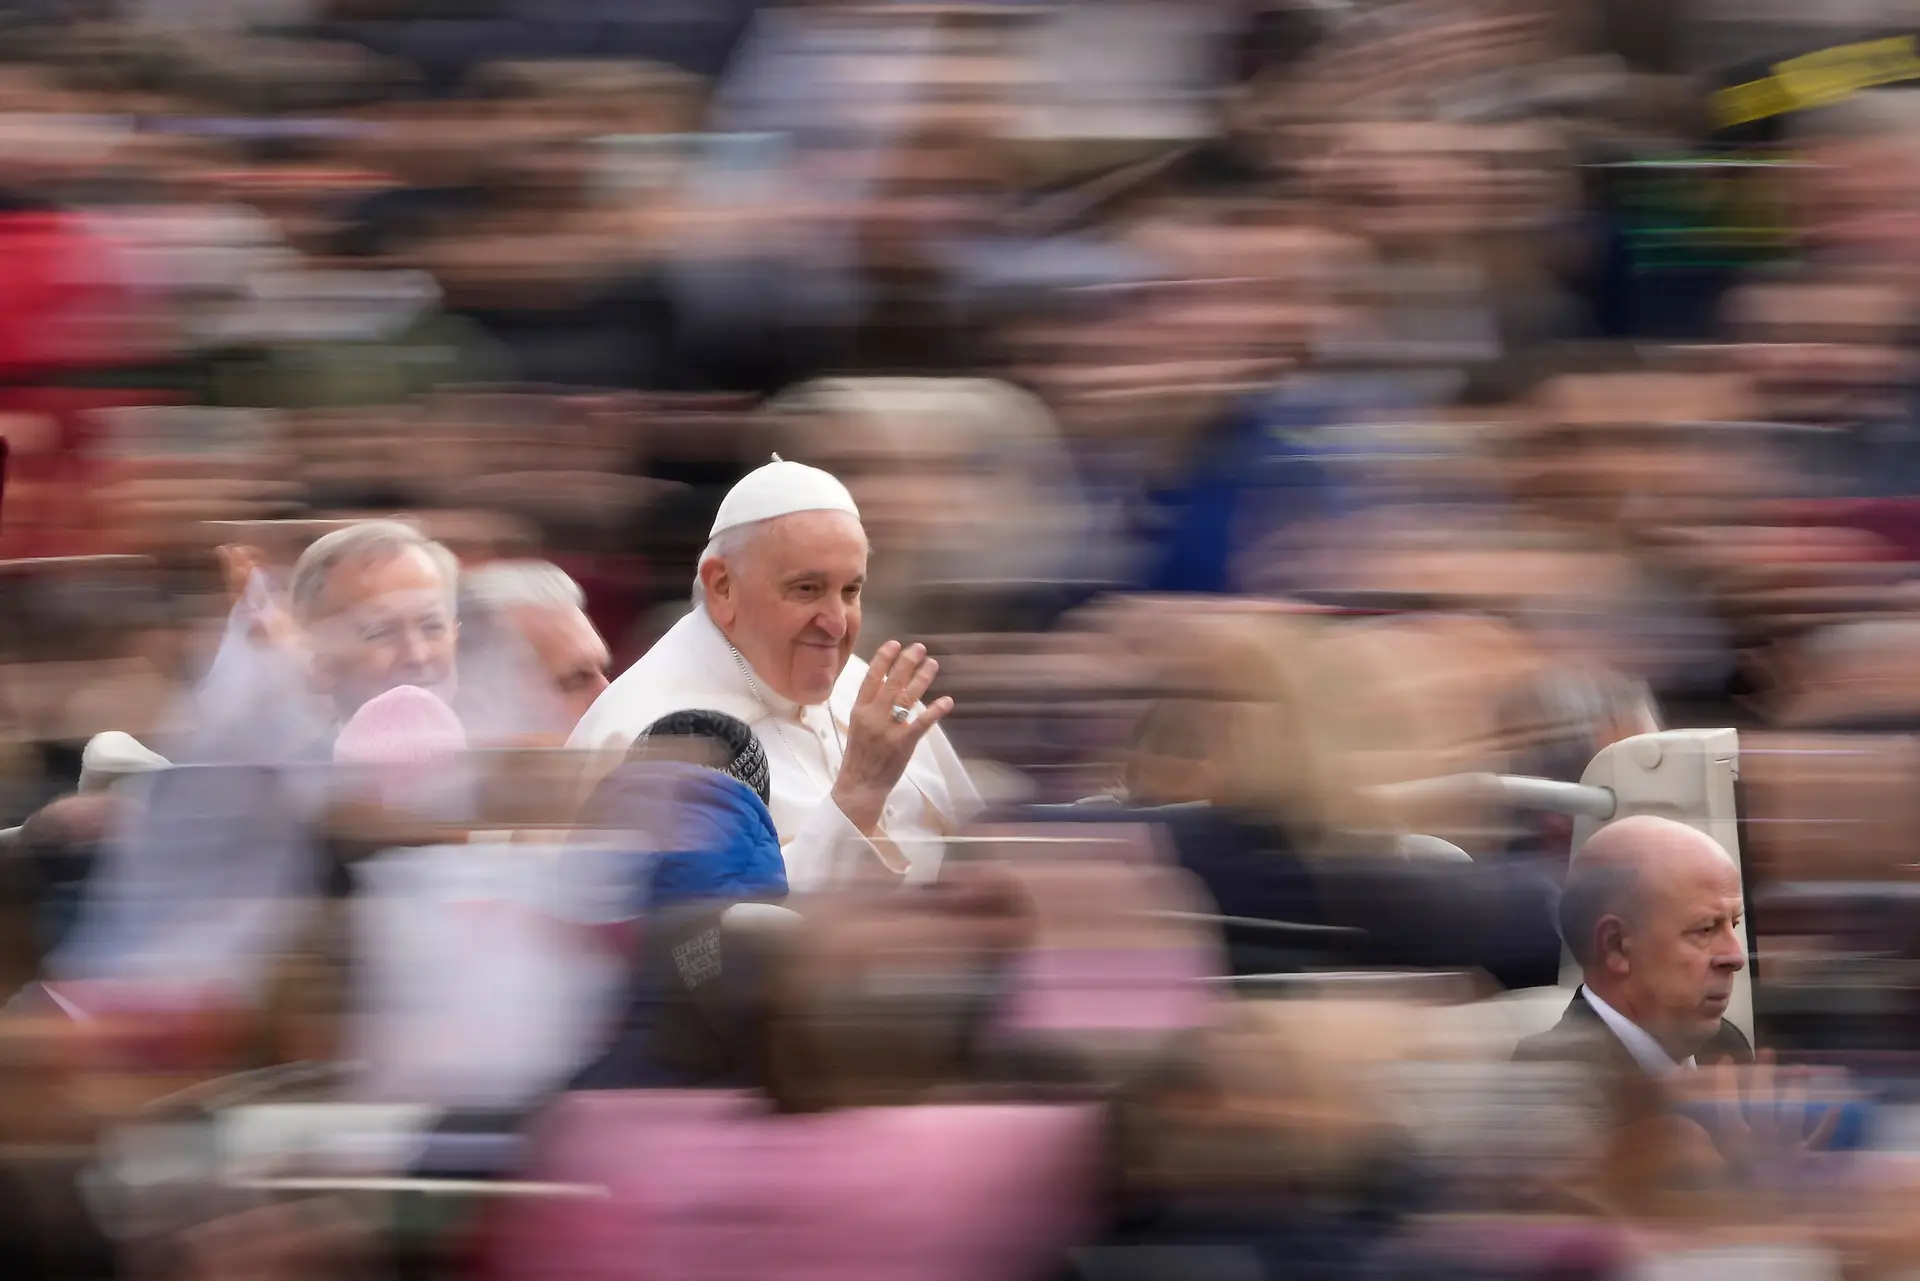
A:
[709,455,860,539]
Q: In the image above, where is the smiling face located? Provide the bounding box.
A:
[304,546,460,718]
[700,511,868,706]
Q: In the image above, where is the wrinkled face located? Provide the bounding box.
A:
[510,601,611,727]
[1603,841,1746,1059]
[703,511,867,706]
[305,548,459,718]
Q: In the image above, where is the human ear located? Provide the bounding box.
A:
[701,558,737,627]
[1598,916,1631,976]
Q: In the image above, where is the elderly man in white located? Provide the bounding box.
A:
[569,458,982,890]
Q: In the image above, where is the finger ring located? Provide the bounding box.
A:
[890,704,912,723]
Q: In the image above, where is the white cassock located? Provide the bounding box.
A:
[567,604,982,890]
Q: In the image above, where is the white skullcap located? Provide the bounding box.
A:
[709,455,860,539]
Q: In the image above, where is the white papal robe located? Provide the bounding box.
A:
[566,605,982,890]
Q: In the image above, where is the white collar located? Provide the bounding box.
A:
[692,606,830,727]
[1581,987,1696,1076]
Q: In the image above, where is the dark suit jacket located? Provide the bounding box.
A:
[1516,991,1753,1068]
[1512,991,1757,1212]
[1513,990,1754,1133]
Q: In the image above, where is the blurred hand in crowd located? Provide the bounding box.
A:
[1674,1050,1849,1182]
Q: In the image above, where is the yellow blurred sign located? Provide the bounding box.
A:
[1713,35,1920,131]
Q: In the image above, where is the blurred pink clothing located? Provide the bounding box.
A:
[484,1090,1102,1281]
[334,684,469,767]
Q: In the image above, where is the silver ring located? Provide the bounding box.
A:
[890,704,912,723]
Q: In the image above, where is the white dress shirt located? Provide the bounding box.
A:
[1582,987,1696,1075]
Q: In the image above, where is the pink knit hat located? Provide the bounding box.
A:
[334,685,468,767]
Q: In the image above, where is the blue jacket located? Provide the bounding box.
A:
[580,761,788,912]
[1141,379,1521,596]
[1141,381,1405,596]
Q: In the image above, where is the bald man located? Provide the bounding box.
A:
[1517,815,1753,1077]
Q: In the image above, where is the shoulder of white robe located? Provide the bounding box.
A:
[568,608,760,750]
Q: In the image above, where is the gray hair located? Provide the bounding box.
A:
[289,520,460,625]
[690,521,762,606]
[1558,855,1643,970]
[463,559,586,614]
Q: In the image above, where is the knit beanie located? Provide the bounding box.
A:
[631,709,770,805]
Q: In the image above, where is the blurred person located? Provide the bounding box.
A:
[755,860,1034,1112]
[406,124,675,388]
[262,682,477,1068]
[0,118,160,560]
[570,458,982,890]
[1790,93,1920,266]
[32,758,314,1059]
[329,682,473,834]
[1095,608,1564,989]
[200,521,571,760]
[1721,269,1920,498]
[1006,207,1528,599]
[344,707,782,1111]
[7,793,122,970]
[288,520,459,722]
[460,559,611,733]
[1494,666,1660,868]
[158,521,459,767]
[1084,1000,1422,1281]
[594,709,784,914]
[665,2,1030,390]
[1308,119,1588,358]
[569,709,788,1092]
[32,523,563,1015]
[769,378,1101,635]
[34,534,492,1009]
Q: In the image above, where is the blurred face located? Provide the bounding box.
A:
[305,547,459,717]
[510,601,611,727]
[1801,139,1920,257]
[1725,281,1913,425]
[1600,840,1746,1060]
[702,511,867,706]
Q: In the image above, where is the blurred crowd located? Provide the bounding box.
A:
[4,0,1920,1279]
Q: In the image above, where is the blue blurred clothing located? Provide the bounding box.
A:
[1836,409,1920,500]
[1139,379,1459,596]
[565,763,785,1094]
[580,760,788,913]
[1675,1098,1872,1159]
[1140,391,1346,596]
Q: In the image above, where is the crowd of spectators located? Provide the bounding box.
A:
[0,1,1919,1279]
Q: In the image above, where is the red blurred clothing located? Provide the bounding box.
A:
[0,204,165,559]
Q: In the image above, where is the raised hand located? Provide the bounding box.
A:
[831,640,953,837]
[217,544,300,651]
[1679,1049,1846,1181]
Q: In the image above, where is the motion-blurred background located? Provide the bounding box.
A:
[3,2,1920,1279]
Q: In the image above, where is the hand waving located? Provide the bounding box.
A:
[1679,1050,1846,1182]
[217,544,300,651]
[831,641,954,836]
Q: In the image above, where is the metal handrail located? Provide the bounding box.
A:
[1367,773,1618,821]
